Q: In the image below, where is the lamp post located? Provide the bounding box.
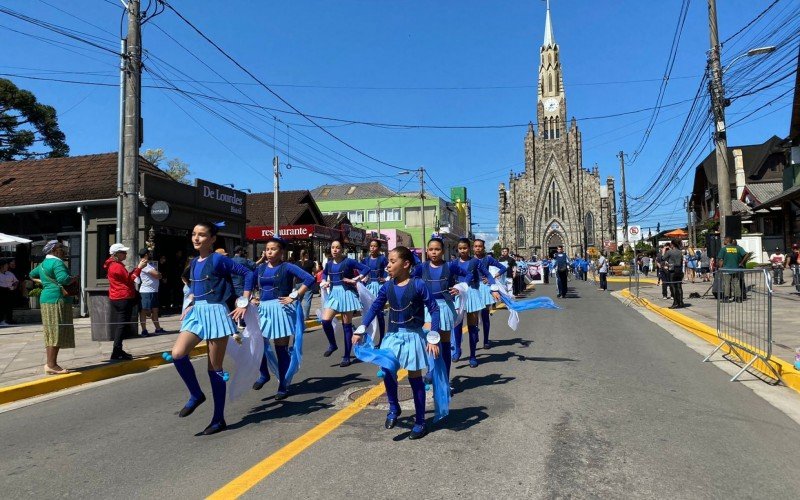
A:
[708,0,775,238]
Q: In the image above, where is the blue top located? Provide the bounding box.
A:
[322,258,370,289]
[361,255,389,281]
[412,261,466,300]
[553,252,569,271]
[231,255,256,295]
[255,262,315,301]
[362,278,440,333]
[477,255,507,277]
[455,257,496,289]
[189,253,255,305]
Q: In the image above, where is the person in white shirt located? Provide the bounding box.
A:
[0,258,19,325]
[597,254,608,291]
[769,247,785,284]
[137,249,165,336]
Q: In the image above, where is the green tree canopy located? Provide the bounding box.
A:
[491,242,502,256]
[143,148,191,184]
[0,78,68,160]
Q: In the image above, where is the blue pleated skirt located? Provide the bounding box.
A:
[380,327,429,372]
[181,300,236,340]
[366,281,382,296]
[478,282,495,307]
[258,299,296,340]
[324,285,362,313]
[425,298,456,331]
[456,287,487,314]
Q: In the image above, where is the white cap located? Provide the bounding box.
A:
[109,243,130,255]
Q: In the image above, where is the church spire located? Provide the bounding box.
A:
[543,0,555,47]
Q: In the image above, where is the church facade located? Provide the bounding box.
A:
[498,5,617,258]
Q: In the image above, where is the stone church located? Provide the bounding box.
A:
[498,3,617,258]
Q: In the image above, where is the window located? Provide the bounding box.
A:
[347,186,357,195]
[517,216,525,248]
[585,212,595,245]
[96,224,115,279]
[320,188,331,197]
[404,206,436,227]
[346,210,364,223]
[367,210,378,223]
[367,208,401,223]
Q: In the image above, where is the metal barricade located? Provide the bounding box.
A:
[703,268,782,384]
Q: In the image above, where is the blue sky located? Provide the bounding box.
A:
[1,0,796,241]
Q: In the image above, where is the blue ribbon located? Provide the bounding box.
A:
[284,303,305,386]
[500,295,559,312]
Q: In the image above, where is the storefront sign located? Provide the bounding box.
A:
[150,201,170,222]
[247,224,316,241]
[196,180,245,216]
[341,224,366,246]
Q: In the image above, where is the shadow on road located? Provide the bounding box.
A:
[227,396,333,430]
[294,373,370,395]
[452,373,515,393]
[442,405,490,432]
[488,337,533,348]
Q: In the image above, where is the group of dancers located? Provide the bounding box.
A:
[166,221,548,439]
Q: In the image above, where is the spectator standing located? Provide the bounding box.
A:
[655,245,671,300]
[788,244,800,290]
[597,253,608,291]
[641,255,651,277]
[105,243,147,361]
[230,246,257,297]
[498,247,517,295]
[0,259,19,326]
[665,240,685,308]
[699,247,711,282]
[553,245,569,298]
[769,247,785,284]
[716,237,747,302]
[296,248,318,318]
[137,248,165,336]
[29,241,76,374]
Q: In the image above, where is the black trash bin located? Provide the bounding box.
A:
[86,287,139,341]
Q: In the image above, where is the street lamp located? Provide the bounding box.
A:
[708,41,776,238]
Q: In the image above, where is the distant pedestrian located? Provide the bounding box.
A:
[0,258,19,326]
[641,255,651,277]
[769,247,785,284]
[597,253,608,291]
[231,246,257,297]
[553,245,569,298]
[498,247,517,295]
[29,240,76,374]
[699,247,711,282]
[665,240,685,308]
[137,248,165,336]
[296,248,318,319]
[105,243,147,361]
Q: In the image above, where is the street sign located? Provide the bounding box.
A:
[628,225,641,237]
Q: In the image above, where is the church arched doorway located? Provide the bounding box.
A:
[545,232,564,258]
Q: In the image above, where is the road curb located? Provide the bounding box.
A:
[619,288,800,393]
[0,316,327,406]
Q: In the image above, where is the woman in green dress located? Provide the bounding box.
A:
[30,240,77,374]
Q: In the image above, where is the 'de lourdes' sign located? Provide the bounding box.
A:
[196,180,245,216]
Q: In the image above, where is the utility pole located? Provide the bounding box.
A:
[708,0,731,238]
[121,0,141,266]
[618,151,629,249]
[116,38,126,243]
[273,156,280,237]
[685,196,692,247]
[418,167,426,261]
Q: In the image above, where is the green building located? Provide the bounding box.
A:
[311,182,471,256]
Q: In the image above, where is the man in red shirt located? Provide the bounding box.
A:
[104,243,147,360]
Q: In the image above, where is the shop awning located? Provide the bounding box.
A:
[0,232,32,245]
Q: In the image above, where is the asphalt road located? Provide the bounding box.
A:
[3,279,800,499]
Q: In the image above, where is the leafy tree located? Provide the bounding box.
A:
[491,242,502,256]
[0,78,68,160]
[143,147,191,184]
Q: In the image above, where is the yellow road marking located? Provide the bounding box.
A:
[207,369,409,499]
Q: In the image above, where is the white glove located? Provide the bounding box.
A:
[354,325,367,335]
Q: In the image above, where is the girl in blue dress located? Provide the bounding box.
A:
[412,237,465,394]
[354,246,441,440]
[251,238,315,399]
[320,239,370,367]
[169,222,254,435]
[473,239,506,350]
[361,239,388,345]
[452,237,500,368]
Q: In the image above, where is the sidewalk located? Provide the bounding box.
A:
[0,294,327,390]
[632,279,800,365]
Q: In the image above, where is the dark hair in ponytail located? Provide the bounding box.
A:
[195,221,219,237]
[369,238,382,248]
[390,245,414,265]
[428,237,444,248]
[458,237,471,246]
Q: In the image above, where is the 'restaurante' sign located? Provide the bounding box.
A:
[246,225,314,241]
